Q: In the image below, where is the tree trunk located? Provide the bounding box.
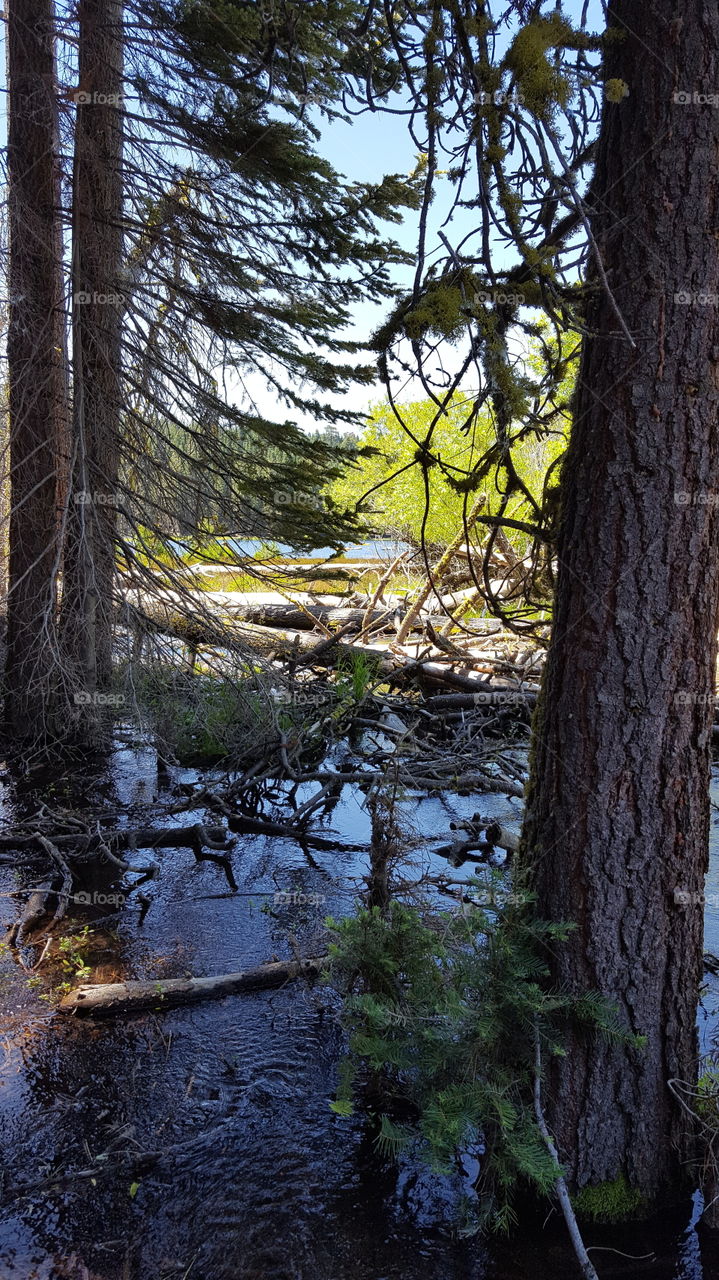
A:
[5,0,66,738]
[521,0,719,1206]
[61,0,124,703]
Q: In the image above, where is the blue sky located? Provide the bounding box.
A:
[241,99,426,432]
[0,0,605,435]
[285,0,607,435]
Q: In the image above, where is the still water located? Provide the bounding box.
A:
[0,745,718,1278]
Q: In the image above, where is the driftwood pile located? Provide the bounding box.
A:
[121,542,547,712]
[2,549,544,1016]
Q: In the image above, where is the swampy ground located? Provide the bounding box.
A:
[1,735,719,1280]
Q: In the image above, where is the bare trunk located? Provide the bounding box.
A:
[5,0,66,739]
[61,0,124,705]
[521,1,719,1205]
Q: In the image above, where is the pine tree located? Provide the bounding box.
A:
[5,0,68,739]
[364,0,719,1211]
[4,0,419,738]
[60,0,125,695]
[521,0,719,1203]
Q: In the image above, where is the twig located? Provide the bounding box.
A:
[533,1024,600,1280]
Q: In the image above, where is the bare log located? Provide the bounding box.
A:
[0,823,229,854]
[225,603,388,631]
[435,823,520,863]
[415,662,539,698]
[9,878,60,945]
[59,955,327,1016]
[425,689,538,711]
[227,812,367,852]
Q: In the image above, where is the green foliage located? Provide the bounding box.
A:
[503,13,585,117]
[404,283,466,342]
[326,893,629,1231]
[330,373,569,555]
[696,1065,719,1126]
[115,0,422,562]
[136,667,277,763]
[335,650,379,705]
[572,1175,646,1224]
[134,663,361,764]
[58,928,94,983]
[33,927,95,1003]
[353,0,602,631]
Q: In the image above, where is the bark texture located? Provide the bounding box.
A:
[61,0,124,696]
[521,0,719,1203]
[6,0,66,737]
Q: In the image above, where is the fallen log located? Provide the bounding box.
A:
[425,689,538,711]
[227,812,368,852]
[224,603,388,632]
[0,823,230,855]
[59,955,327,1016]
[265,561,382,576]
[7,878,60,946]
[136,609,386,665]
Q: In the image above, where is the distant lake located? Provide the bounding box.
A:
[169,537,414,562]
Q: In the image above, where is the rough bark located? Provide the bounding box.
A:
[5,0,66,738]
[520,1,719,1204]
[61,0,124,701]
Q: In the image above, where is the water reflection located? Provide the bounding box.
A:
[0,747,717,1277]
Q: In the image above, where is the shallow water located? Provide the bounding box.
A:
[0,745,718,1279]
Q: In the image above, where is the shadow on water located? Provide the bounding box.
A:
[0,740,718,1278]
